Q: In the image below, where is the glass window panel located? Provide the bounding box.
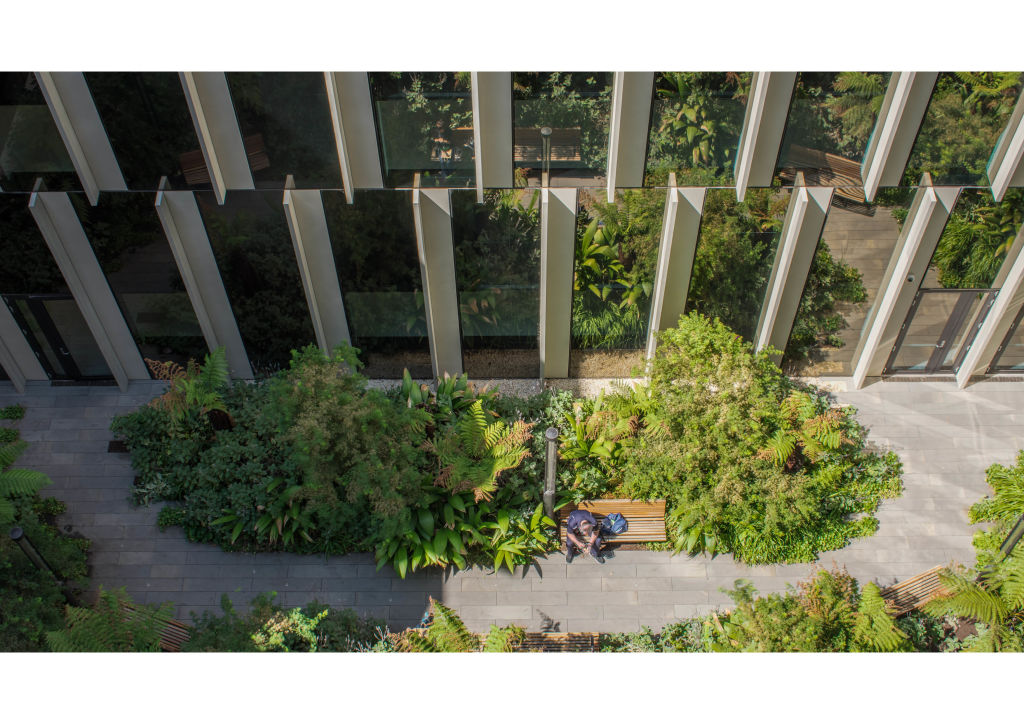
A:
[0,72,81,192]
[85,72,209,191]
[0,194,111,379]
[922,188,1024,290]
[783,188,916,375]
[685,187,790,343]
[72,192,207,370]
[513,73,612,188]
[368,72,474,188]
[776,72,891,192]
[197,190,315,375]
[994,311,1024,370]
[570,188,664,377]
[321,189,431,379]
[645,72,750,186]
[451,189,541,378]
[225,72,341,190]
[904,72,1024,186]
[889,290,985,372]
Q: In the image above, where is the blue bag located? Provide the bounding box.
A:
[601,512,628,536]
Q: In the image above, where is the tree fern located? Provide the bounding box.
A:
[0,441,53,525]
[922,563,1021,652]
[431,400,533,502]
[47,587,173,652]
[482,623,525,652]
[852,582,908,652]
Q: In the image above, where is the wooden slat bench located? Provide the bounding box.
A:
[879,565,950,616]
[180,134,270,186]
[558,499,667,544]
[777,144,866,206]
[120,602,192,652]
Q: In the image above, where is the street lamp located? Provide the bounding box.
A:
[540,126,553,186]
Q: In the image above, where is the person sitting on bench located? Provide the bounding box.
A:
[565,509,604,564]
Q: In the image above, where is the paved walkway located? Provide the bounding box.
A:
[3,378,1022,633]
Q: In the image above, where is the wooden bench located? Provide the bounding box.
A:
[558,499,667,544]
[514,127,582,166]
[777,144,867,206]
[120,602,192,652]
[879,565,950,616]
[179,133,270,186]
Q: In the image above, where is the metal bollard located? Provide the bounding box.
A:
[10,526,55,576]
[543,427,559,520]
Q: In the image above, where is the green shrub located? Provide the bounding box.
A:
[0,404,25,420]
[969,449,1024,567]
[184,592,386,652]
[47,587,173,652]
[0,428,18,444]
[620,313,901,564]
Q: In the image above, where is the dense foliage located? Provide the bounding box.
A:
[185,592,386,652]
[969,449,1024,567]
[600,568,967,653]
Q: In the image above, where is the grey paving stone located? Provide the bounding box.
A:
[565,564,636,578]
[435,591,498,606]
[495,591,567,606]
[355,591,431,607]
[638,590,709,605]
[182,578,252,592]
[320,577,392,593]
[456,605,532,620]
[249,578,323,593]
[530,577,602,592]
[529,605,604,621]
[567,618,638,633]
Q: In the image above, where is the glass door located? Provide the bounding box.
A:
[885,289,997,374]
[4,294,112,380]
[989,305,1024,372]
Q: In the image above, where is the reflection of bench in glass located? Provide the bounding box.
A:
[514,127,582,166]
[179,134,270,186]
[777,144,866,206]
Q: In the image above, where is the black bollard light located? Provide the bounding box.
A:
[10,526,56,576]
[543,427,559,520]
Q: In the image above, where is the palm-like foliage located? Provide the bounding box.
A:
[970,450,1024,527]
[826,72,886,151]
[430,400,533,502]
[952,72,1024,116]
[47,587,173,652]
[852,582,908,652]
[393,598,524,652]
[575,218,626,301]
[147,346,230,422]
[0,440,52,525]
[932,190,1024,289]
[759,392,853,468]
[923,550,1024,652]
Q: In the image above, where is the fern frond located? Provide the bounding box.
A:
[0,440,28,470]
[0,468,52,497]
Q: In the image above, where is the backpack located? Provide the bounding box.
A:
[601,512,628,536]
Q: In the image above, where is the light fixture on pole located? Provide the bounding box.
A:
[540,126,553,186]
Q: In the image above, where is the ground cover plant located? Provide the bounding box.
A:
[112,313,901,575]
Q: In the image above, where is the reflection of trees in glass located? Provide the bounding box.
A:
[0,72,79,191]
[322,190,429,375]
[779,72,889,165]
[0,196,69,294]
[71,193,206,367]
[198,193,314,375]
[686,188,865,359]
[645,72,749,185]
[905,72,1023,185]
[571,190,662,349]
[452,189,540,348]
[85,72,207,190]
[513,72,612,178]
[686,190,788,342]
[931,189,1024,289]
[226,73,341,189]
[369,72,474,187]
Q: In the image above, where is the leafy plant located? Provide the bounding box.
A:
[392,598,524,652]
[0,404,25,420]
[146,346,230,424]
[46,587,173,652]
[970,449,1024,566]
[483,503,556,573]
[251,607,329,652]
[758,391,853,469]
[0,441,52,525]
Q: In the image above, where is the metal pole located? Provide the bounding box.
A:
[541,126,552,188]
[10,526,56,576]
[543,426,559,520]
[998,514,1024,559]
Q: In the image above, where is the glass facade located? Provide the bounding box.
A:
[904,72,1024,186]
[197,189,315,375]
[570,187,663,377]
[451,189,541,378]
[321,189,431,379]
[85,72,209,190]
[993,310,1024,371]
[685,187,790,344]
[226,72,341,190]
[783,189,915,376]
[0,72,81,192]
[645,72,749,186]
[513,73,612,187]
[71,192,207,370]
[0,194,110,379]
[776,72,891,193]
[369,72,474,188]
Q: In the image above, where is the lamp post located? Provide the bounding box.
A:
[540,126,552,187]
[543,426,559,519]
[10,526,55,576]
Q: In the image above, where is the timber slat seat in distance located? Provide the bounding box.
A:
[879,565,950,616]
[119,602,192,652]
[558,498,667,544]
